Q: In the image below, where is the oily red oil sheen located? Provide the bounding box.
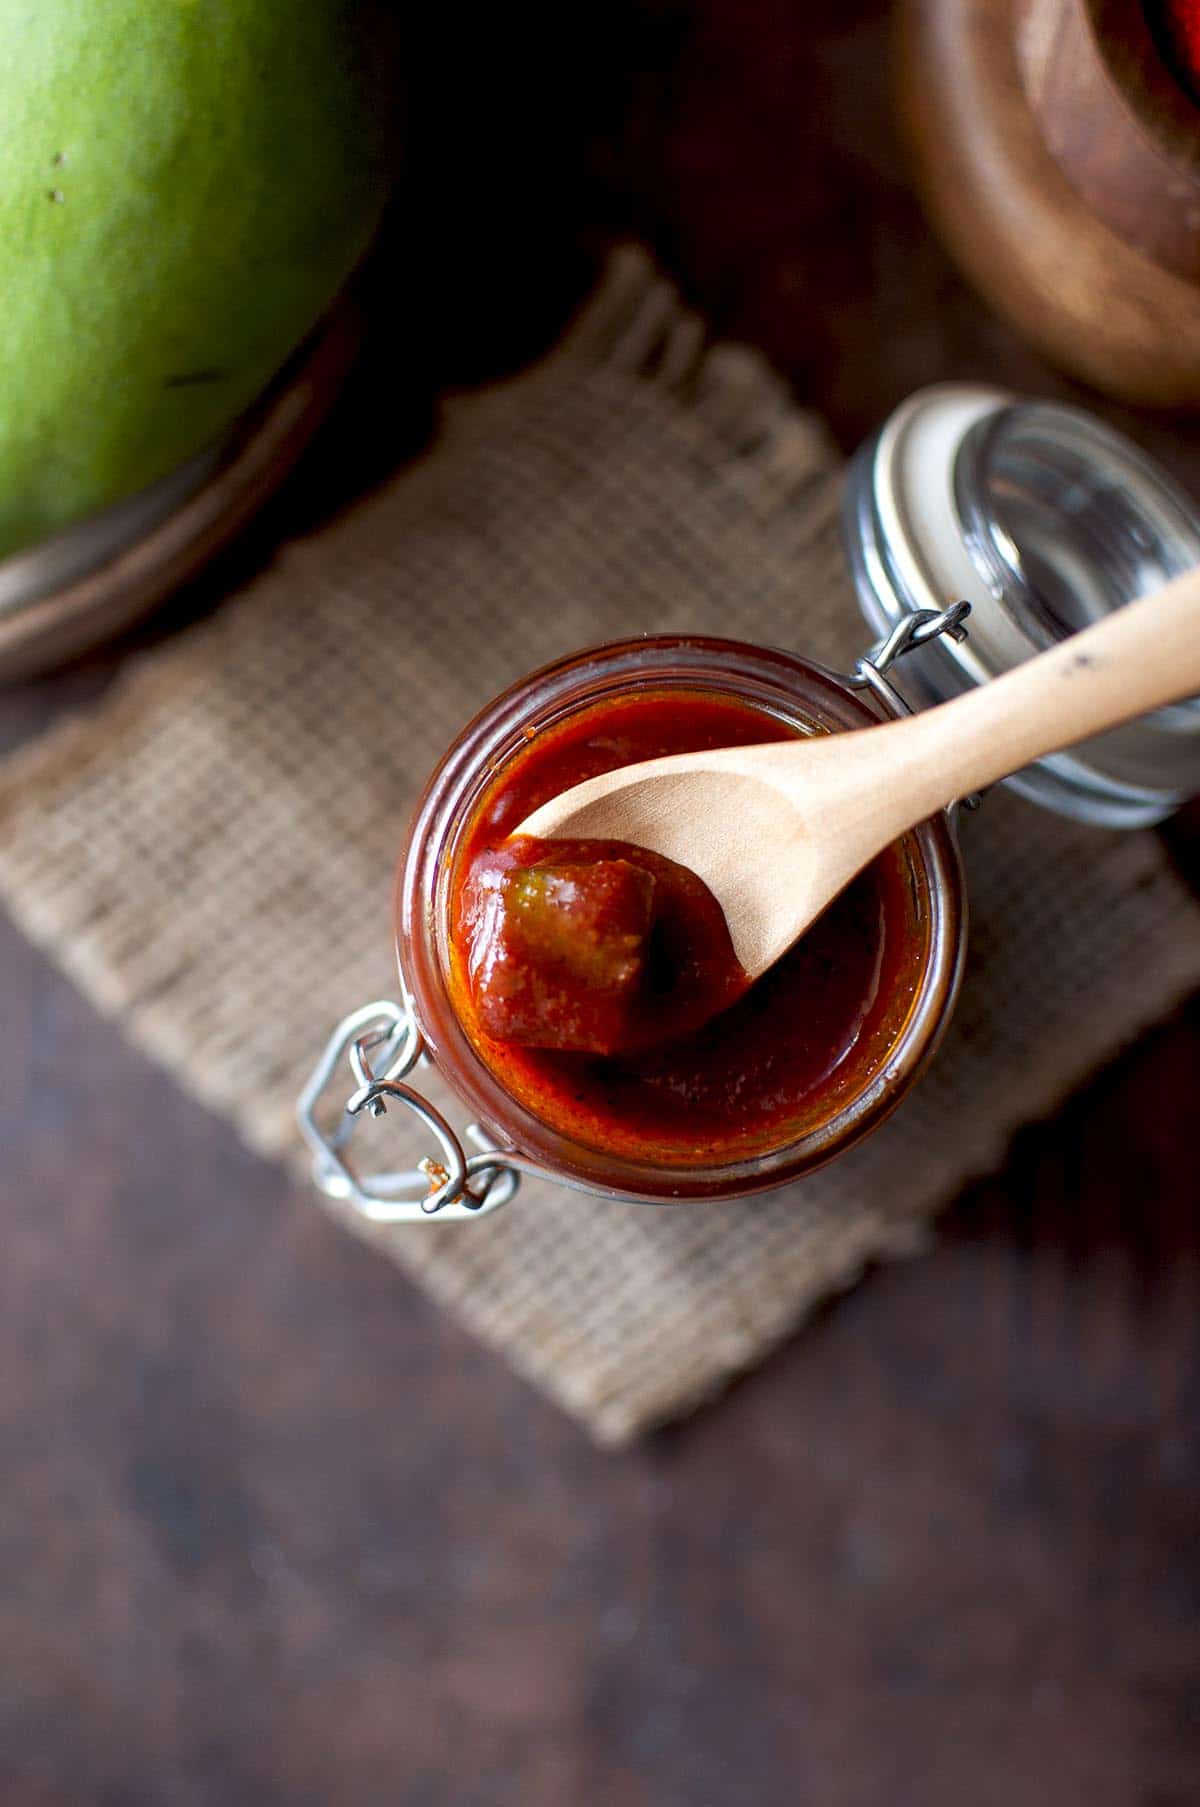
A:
[449,690,924,1165]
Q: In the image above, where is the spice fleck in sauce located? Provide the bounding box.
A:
[448,690,928,1166]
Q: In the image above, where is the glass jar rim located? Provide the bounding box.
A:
[842,382,1200,827]
[956,399,1200,655]
[396,635,966,1203]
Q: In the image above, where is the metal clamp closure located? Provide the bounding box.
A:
[849,600,981,810]
[297,1000,529,1223]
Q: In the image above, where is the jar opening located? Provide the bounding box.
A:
[398,638,966,1202]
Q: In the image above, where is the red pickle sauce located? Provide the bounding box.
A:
[447,690,929,1166]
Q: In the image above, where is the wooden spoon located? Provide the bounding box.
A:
[518,570,1200,980]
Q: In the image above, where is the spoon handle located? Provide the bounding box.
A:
[868,564,1200,818]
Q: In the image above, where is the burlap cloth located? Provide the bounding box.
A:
[2,251,1198,1444]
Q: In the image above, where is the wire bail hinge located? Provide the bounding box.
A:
[297,999,524,1224]
[850,601,981,810]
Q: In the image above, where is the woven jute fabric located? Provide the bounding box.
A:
[2,251,1198,1444]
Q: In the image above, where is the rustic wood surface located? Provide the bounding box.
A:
[2,4,1198,1803]
[1023,0,1200,284]
[898,0,1200,406]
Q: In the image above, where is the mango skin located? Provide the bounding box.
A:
[0,1,395,560]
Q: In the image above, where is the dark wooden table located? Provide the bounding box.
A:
[3,6,1198,1803]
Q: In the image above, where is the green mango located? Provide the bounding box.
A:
[0,1,396,560]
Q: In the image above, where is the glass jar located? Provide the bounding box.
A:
[299,385,1200,1224]
[843,383,1200,826]
[394,637,964,1206]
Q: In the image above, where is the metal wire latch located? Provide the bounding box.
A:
[297,999,532,1223]
[850,600,981,810]
[298,604,975,1226]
